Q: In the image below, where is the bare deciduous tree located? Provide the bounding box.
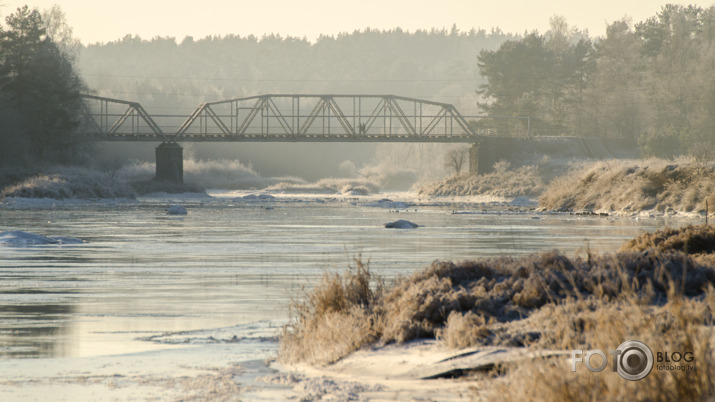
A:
[444,147,467,175]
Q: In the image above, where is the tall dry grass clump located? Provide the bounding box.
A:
[280,225,715,392]
[620,224,715,255]
[539,158,715,214]
[477,225,715,401]
[278,258,384,364]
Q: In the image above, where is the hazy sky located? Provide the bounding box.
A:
[1,0,713,44]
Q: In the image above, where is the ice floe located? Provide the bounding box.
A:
[242,194,276,201]
[166,205,188,215]
[0,230,84,246]
[384,219,420,229]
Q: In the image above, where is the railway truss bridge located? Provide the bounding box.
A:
[79,94,485,182]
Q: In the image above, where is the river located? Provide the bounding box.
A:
[0,191,687,399]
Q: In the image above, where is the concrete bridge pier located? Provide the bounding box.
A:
[155,142,183,183]
[468,138,512,175]
[469,143,479,174]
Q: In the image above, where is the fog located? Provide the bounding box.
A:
[76,5,715,193]
[78,29,510,189]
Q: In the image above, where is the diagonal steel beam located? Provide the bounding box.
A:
[204,105,231,135]
[386,97,417,136]
[79,100,103,134]
[298,97,328,135]
[236,97,266,135]
[326,97,356,135]
[266,97,293,135]
[80,94,165,139]
[176,103,208,136]
[361,98,386,133]
[422,107,449,136]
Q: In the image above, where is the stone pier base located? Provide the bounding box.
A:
[155,142,183,183]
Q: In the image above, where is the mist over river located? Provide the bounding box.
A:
[0,191,682,363]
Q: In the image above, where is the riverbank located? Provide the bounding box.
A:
[539,159,715,216]
[0,165,205,200]
[0,191,711,400]
[275,224,715,400]
[419,158,715,218]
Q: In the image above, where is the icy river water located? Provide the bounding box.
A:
[0,191,689,399]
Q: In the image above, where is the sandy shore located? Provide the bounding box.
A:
[0,340,566,400]
[250,340,564,401]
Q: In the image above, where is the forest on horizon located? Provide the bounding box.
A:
[79,4,715,161]
[1,3,714,176]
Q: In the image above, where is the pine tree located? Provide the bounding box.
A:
[0,6,85,165]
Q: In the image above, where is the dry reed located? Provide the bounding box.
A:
[539,159,715,214]
[280,224,715,400]
[280,225,715,375]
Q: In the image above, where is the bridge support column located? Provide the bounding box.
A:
[468,143,479,174]
[155,142,183,183]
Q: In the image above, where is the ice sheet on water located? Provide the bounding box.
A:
[510,196,538,207]
[0,230,84,246]
[1,197,137,209]
[241,193,277,201]
[140,321,281,345]
[364,198,412,209]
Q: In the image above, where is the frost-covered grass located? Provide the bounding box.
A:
[420,158,715,216]
[0,167,40,191]
[279,225,715,400]
[0,166,136,199]
[539,158,715,214]
[416,162,545,198]
[487,286,715,401]
[0,158,298,200]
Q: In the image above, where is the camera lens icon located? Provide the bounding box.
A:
[616,340,653,380]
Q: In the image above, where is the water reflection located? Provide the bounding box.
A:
[0,304,75,358]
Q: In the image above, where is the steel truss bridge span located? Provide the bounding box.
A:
[79,94,478,143]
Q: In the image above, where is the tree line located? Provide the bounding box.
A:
[0,6,85,167]
[2,3,713,170]
[477,5,715,158]
[78,26,511,117]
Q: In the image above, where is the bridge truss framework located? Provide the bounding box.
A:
[78,94,479,143]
